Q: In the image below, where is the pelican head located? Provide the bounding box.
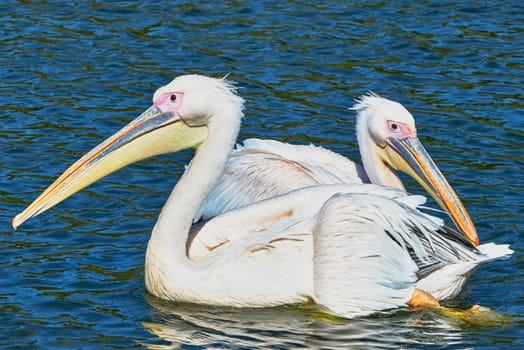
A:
[13,74,243,229]
[354,94,479,246]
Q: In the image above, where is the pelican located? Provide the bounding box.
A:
[13,75,511,318]
[197,95,478,247]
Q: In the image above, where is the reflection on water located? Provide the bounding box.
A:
[1,0,523,348]
[142,295,480,349]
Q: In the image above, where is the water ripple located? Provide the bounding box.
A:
[1,0,523,348]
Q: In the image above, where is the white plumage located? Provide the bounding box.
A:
[194,138,367,221]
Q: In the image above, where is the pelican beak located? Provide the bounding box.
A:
[12,105,208,229]
[380,136,479,246]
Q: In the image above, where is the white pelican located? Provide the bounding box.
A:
[13,75,511,318]
[196,95,479,247]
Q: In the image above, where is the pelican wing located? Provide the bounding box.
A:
[312,192,420,316]
[310,191,506,316]
[187,183,509,317]
[194,139,368,221]
[191,183,452,264]
[188,184,342,262]
[189,184,402,261]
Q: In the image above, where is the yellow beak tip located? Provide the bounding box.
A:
[12,214,23,230]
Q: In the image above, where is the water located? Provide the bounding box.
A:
[1,0,523,348]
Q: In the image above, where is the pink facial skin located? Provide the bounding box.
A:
[386,120,417,140]
[155,92,185,114]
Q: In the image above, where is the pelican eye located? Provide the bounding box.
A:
[391,123,398,130]
[170,94,177,102]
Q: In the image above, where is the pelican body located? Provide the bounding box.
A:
[13,75,511,318]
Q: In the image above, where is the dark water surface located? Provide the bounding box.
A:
[1,1,523,349]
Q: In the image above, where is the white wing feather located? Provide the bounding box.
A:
[194,139,368,221]
[312,193,419,317]
[186,184,512,317]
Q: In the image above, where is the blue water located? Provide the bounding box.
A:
[1,1,523,348]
